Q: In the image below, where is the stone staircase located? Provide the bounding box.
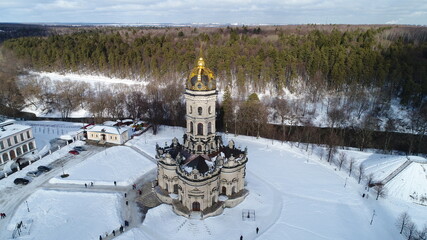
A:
[381,158,412,185]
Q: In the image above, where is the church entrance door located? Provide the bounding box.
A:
[192,201,200,211]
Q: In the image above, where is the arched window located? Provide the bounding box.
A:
[10,150,16,159]
[190,106,193,114]
[173,184,178,194]
[23,145,28,153]
[16,147,22,156]
[190,122,193,133]
[221,186,227,195]
[208,106,211,114]
[197,123,203,135]
[29,142,34,150]
[198,107,202,115]
[2,153,9,162]
[208,122,212,134]
[197,145,202,152]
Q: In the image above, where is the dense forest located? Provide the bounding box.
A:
[0,25,426,154]
[3,25,427,105]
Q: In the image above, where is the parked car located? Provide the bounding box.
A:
[26,170,42,177]
[38,166,51,172]
[69,150,79,155]
[14,178,30,185]
[73,146,86,151]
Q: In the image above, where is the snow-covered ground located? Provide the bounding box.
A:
[28,71,148,86]
[49,146,156,187]
[127,126,427,239]
[2,123,426,240]
[17,120,84,151]
[7,190,122,240]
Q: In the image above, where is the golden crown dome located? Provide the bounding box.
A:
[187,57,216,91]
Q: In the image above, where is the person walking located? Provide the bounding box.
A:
[240,235,243,240]
[85,183,87,188]
[112,230,115,236]
[99,235,102,240]
[120,225,123,233]
[256,227,259,234]
[114,181,117,186]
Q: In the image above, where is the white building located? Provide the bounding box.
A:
[0,120,37,165]
[86,125,130,144]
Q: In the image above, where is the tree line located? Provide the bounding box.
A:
[2,25,427,106]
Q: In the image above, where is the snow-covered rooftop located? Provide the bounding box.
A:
[87,125,129,135]
[0,120,31,139]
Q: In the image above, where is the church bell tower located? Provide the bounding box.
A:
[183,57,219,155]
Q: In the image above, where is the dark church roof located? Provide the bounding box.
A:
[220,146,244,158]
[184,155,210,174]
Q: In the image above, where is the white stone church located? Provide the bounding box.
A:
[154,57,249,219]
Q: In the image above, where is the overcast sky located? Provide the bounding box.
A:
[0,0,426,25]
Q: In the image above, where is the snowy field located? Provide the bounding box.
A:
[2,123,426,240]
[127,126,427,240]
[28,71,148,86]
[7,189,122,240]
[115,171,282,240]
[49,146,156,187]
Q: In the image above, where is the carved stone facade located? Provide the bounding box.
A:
[155,57,249,219]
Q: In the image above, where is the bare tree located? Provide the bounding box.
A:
[374,184,386,200]
[417,225,427,240]
[366,173,374,191]
[337,152,347,171]
[272,97,289,141]
[404,221,417,240]
[358,164,365,184]
[348,157,356,177]
[397,212,411,235]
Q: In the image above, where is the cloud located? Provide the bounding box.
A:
[0,0,425,25]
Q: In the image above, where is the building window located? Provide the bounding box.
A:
[0,141,4,150]
[29,142,34,150]
[7,138,11,147]
[27,131,30,139]
[16,147,22,156]
[115,136,117,140]
[198,107,202,115]
[208,122,212,134]
[20,133,24,141]
[190,106,192,114]
[197,123,203,135]
[190,122,193,133]
[208,106,211,114]
[2,153,9,161]
[14,136,18,144]
[23,145,28,153]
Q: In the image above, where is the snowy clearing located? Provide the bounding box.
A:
[127,126,427,239]
[28,71,148,86]
[49,146,156,187]
[7,189,122,240]
[1,123,426,240]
